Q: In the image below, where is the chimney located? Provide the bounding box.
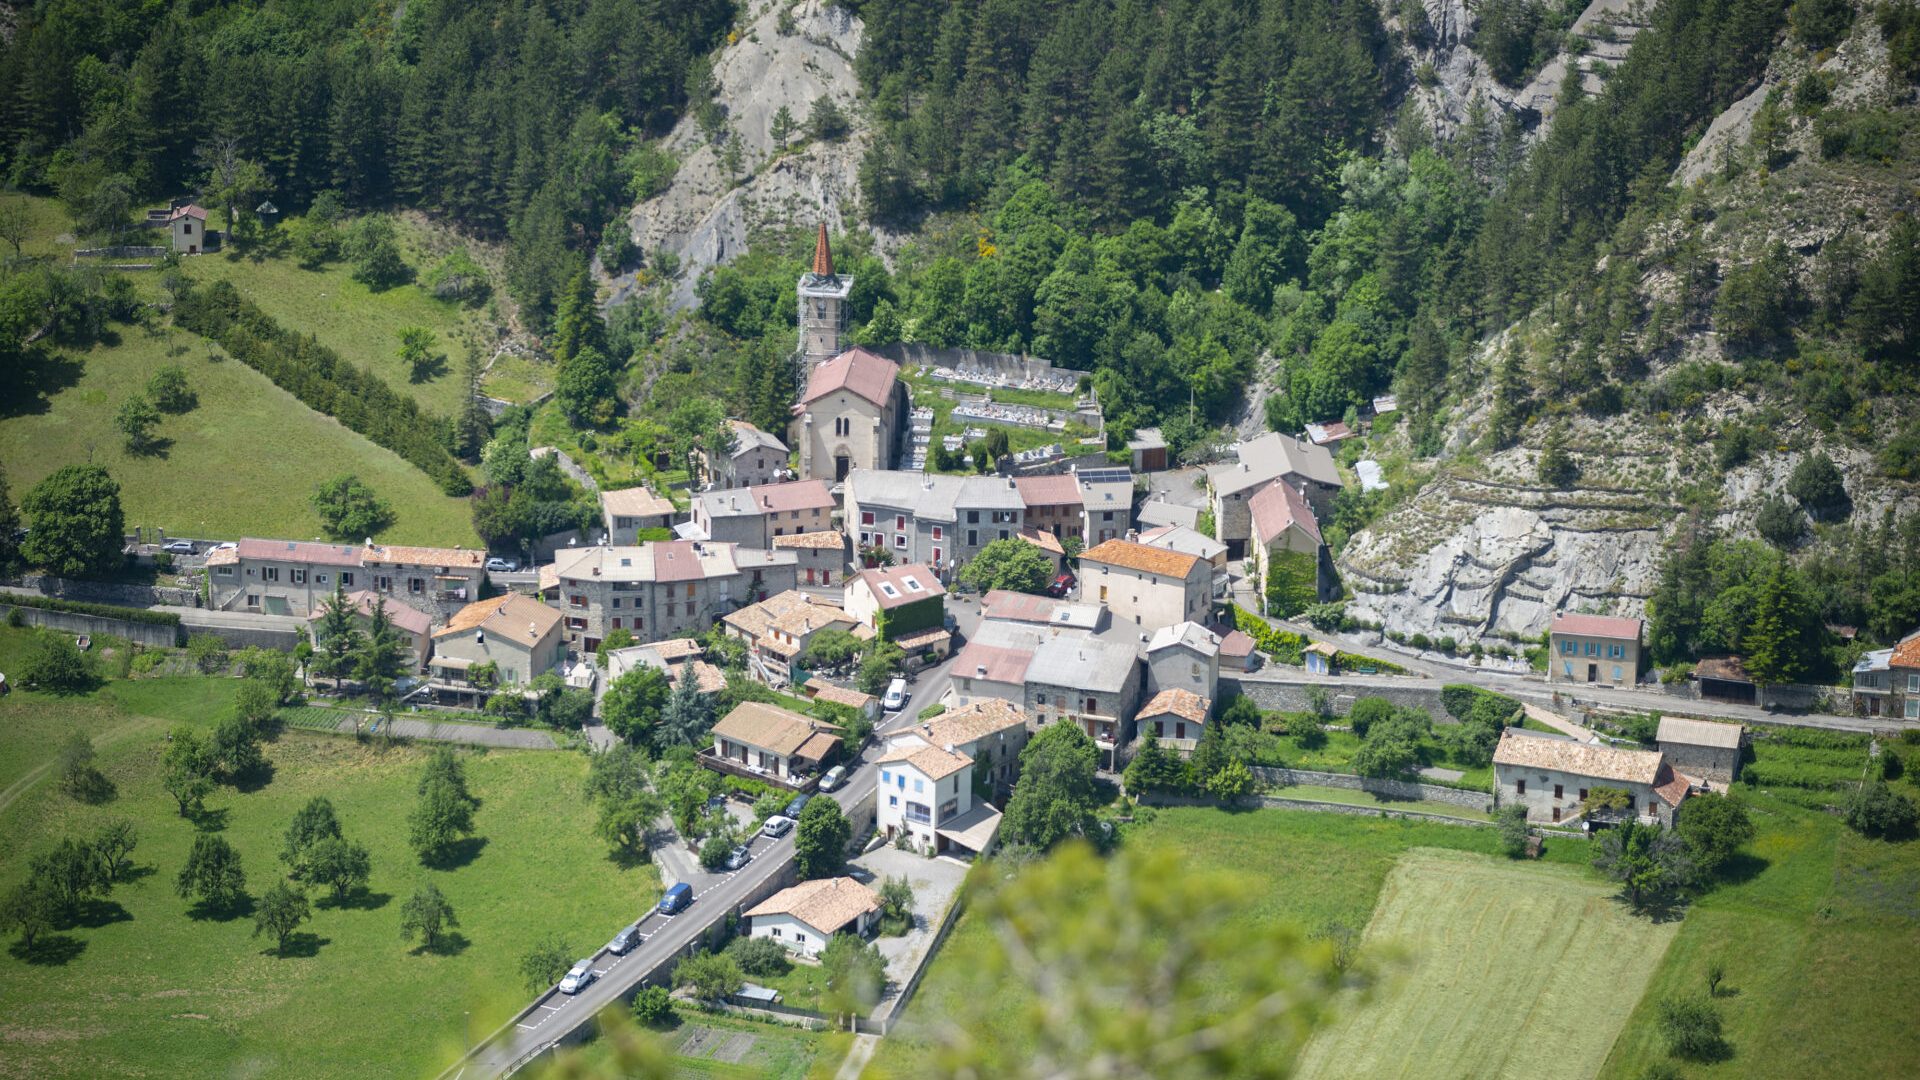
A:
[976,663,987,677]
[528,622,537,638]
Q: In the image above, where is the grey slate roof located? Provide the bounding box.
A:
[1026,635,1139,694]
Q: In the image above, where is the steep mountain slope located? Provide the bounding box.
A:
[616,0,872,310]
[1343,4,1920,647]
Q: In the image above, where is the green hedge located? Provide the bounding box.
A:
[0,593,182,627]
[173,281,471,495]
[1440,684,1522,725]
[1233,605,1308,665]
[1263,548,1317,618]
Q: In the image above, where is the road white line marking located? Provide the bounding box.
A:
[515,1023,538,1030]
[537,1004,562,1011]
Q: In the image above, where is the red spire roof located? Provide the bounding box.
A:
[811,222,835,277]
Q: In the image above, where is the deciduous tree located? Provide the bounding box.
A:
[794,795,851,879]
[176,834,247,911]
[20,464,125,578]
[399,882,457,951]
[253,882,312,955]
[1003,722,1100,849]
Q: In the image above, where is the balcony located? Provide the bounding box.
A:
[904,803,932,825]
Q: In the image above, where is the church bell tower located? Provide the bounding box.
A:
[797,222,853,366]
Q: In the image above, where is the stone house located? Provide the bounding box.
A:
[773,529,847,587]
[888,698,1030,792]
[1014,466,1135,547]
[702,419,790,490]
[1492,729,1691,826]
[599,486,676,545]
[744,878,879,958]
[1655,717,1745,785]
[721,589,866,685]
[207,538,363,617]
[1851,632,1920,719]
[844,469,1025,575]
[707,701,842,785]
[691,479,834,549]
[550,541,798,652]
[1136,688,1210,756]
[1547,612,1644,686]
[359,542,486,618]
[1078,538,1211,630]
[1206,432,1341,559]
[1145,621,1220,701]
[306,590,433,671]
[428,593,564,688]
[794,348,906,483]
[169,203,207,253]
[843,563,948,651]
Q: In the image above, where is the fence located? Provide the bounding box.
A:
[74,245,168,258]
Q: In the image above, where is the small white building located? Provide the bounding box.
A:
[1077,538,1210,630]
[1136,688,1211,756]
[168,203,208,253]
[743,877,879,958]
[888,699,1030,791]
[707,701,842,784]
[875,742,1001,856]
[599,486,676,545]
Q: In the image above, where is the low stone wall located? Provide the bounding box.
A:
[176,615,303,651]
[0,604,180,648]
[1223,674,1453,719]
[1139,791,1488,826]
[14,573,201,608]
[1250,766,1494,811]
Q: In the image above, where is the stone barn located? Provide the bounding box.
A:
[1655,716,1744,785]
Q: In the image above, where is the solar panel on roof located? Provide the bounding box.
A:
[1077,468,1131,485]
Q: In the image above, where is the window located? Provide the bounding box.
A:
[771,928,782,938]
[1085,697,1097,713]
[998,529,1009,541]
[967,530,977,546]
[881,770,890,783]
[1175,722,1186,740]
[1552,807,1561,822]
[913,779,923,793]
[409,578,425,594]
[931,547,942,564]
[570,594,587,608]
[894,534,907,549]
[264,567,280,583]
[316,573,328,585]
[1515,780,1526,794]
[215,566,234,577]
[1099,585,1108,601]
[1579,788,1588,801]
[612,598,622,608]
[931,526,942,540]
[1613,665,1623,681]
[566,617,587,630]
[612,618,622,629]
[246,594,259,607]
[861,511,875,526]
[888,795,898,807]
[340,572,354,587]
[685,583,695,598]
[1908,699,1919,720]
[967,511,979,524]
[1155,721,1165,736]
[1554,784,1563,799]
[1910,674,1920,692]
[895,515,906,530]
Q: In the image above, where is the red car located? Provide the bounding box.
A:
[1045,572,1076,598]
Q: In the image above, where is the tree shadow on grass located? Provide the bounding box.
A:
[0,350,84,420]
[229,760,276,794]
[9,934,86,966]
[408,354,450,383]
[319,889,391,912]
[424,836,487,871]
[605,846,653,871]
[190,806,231,833]
[116,863,158,886]
[186,892,255,923]
[1612,890,1689,925]
[265,932,330,959]
[411,930,471,958]
[1717,851,1771,887]
[67,898,132,930]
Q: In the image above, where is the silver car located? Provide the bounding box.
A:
[761,815,793,838]
[724,844,751,871]
[558,959,595,994]
[818,765,846,792]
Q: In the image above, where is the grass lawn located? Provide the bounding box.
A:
[1262,726,1495,792]
[1596,789,1920,1079]
[538,1012,847,1080]
[1293,848,1680,1079]
[178,216,497,418]
[0,656,655,1080]
[1264,783,1493,821]
[0,322,479,544]
[868,806,1589,1076]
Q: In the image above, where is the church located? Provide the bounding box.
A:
[789,225,909,485]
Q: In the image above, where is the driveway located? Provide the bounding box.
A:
[844,844,969,1021]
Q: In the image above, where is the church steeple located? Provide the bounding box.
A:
[811,222,836,279]
[797,220,853,366]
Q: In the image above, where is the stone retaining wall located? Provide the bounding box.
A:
[176,615,303,651]
[15,573,201,608]
[0,604,180,648]
[1249,766,1494,811]
[1222,674,1453,719]
[1139,791,1488,826]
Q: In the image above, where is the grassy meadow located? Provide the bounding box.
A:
[0,629,652,1079]
[1293,849,1679,1079]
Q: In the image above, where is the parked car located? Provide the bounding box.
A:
[818,765,846,792]
[761,814,794,838]
[724,844,751,871]
[162,540,195,555]
[558,959,595,994]
[783,793,813,820]
[658,882,693,915]
[606,924,643,955]
[484,556,520,573]
[883,677,909,712]
[1045,572,1077,598]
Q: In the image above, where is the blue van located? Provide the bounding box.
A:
[658,882,693,915]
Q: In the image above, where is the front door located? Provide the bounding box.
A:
[1587,663,1597,683]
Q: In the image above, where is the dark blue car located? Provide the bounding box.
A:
[658,882,692,915]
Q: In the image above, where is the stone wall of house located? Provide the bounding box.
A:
[1248,766,1495,811]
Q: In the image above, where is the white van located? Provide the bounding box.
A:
[883,677,908,712]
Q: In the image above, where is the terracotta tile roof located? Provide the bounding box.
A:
[1016,527,1064,556]
[801,347,899,407]
[639,637,705,661]
[236,538,361,567]
[204,546,238,567]
[1015,473,1083,507]
[1217,630,1255,658]
[980,590,1057,624]
[1890,631,1920,669]
[1492,730,1664,785]
[810,223,836,278]
[362,542,485,569]
[774,530,845,550]
[653,540,710,583]
[727,418,787,455]
[954,641,1032,684]
[745,877,880,937]
[851,564,944,610]
[769,600,857,639]
[433,593,561,643]
[1656,717,1743,749]
[1080,538,1201,579]
[1140,688,1210,724]
[601,486,675,519]
[805,679,876,711]
[1550,612,1643,641]
[751,479,835,514]
[1652,765,1693,808]
[1249,480,1323,549]
[670,660,728,695]
[894,626,952,651]
[168,204,207,222]
[710,701,840,757]
[878,741,974,781]
[915,699,1026,748]
[306,590,432,635]
[722,590,817,640]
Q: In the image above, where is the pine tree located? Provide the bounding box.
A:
[313,583,363,690]
[1743,557,1813,686]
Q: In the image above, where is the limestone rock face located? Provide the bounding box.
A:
[616,1,871,311]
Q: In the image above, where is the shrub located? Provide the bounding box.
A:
[1843,781,1918,838]
[1496,804,1530,857]
[22,633,96,693]
[1657,995,1727,1060]
[631,985,675,1027]
[1346,697,1396,737]
[0,593,180,627]
[728,935,791,977]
